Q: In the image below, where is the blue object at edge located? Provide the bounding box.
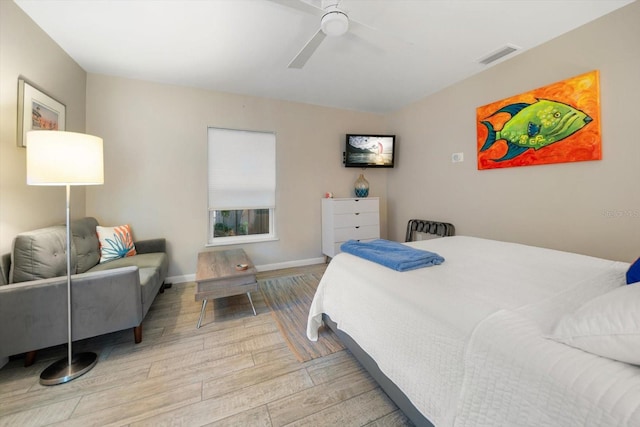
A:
[627,257,640,284]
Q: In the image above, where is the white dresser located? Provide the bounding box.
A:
[321,197,380,258]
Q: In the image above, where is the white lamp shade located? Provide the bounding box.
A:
[27,131,104,186]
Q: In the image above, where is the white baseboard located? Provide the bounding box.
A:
[166,273,196,284]
[165,256,326,284]
[257,256,326,272]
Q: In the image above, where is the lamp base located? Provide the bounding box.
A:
[39,352,98,386]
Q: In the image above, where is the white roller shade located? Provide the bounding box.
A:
[208,127,276,210]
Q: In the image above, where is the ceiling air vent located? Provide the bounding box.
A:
[478,45,520,65]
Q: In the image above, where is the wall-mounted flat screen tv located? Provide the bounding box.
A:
[344,134,396,168]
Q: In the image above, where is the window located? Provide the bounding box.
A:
[207,128,276,245]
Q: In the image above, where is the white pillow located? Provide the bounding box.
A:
[549,284,640,365]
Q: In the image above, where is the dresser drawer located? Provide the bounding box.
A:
[333,212,379,228]
[334,225,380,242]
[333,238,377,255]
[331,199,378,214]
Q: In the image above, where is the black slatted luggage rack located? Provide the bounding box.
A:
[405,219,455,242]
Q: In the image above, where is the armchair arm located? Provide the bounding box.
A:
[135,238,166,254]
[0,266,142,358]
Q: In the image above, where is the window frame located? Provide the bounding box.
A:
[206,208,277,246]
[206,127,277,246]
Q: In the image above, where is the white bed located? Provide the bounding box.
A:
[307,236,640,427]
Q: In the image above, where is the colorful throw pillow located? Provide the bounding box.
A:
[627,257,640,284]
[96,224,137,263]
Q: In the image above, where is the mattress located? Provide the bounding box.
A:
[307,236,638,426]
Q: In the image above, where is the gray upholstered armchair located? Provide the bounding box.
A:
[0,217,168,365]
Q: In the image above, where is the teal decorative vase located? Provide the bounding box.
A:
[354,173,369,197]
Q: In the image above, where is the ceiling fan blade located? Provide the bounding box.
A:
[266,0,323,17]
[288,29,326,68]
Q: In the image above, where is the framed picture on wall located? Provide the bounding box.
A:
[17,78,66,147]
[476,70,601,170]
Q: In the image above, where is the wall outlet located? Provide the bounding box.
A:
[452,152,464,163]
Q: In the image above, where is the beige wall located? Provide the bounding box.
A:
[386,1,640,262]
[2,0,638,281]
[85,74,388,279]
[0,1,87,255]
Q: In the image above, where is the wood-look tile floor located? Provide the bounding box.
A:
[0,265,413,426]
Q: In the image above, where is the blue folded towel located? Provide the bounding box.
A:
[340,239,444,272]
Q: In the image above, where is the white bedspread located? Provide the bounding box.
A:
[307,236,638,426]
[456,309,640,427]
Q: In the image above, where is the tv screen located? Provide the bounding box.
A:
[344,134,395,168]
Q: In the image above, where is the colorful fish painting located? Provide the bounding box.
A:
[479,99,592,161]
[476,70,601,170]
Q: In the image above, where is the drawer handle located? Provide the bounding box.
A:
[355,226,360,229]
[354,212,360,216]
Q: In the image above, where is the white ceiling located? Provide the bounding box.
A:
[14,0,633,113]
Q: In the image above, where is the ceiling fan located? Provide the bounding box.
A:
[268,0,399,69]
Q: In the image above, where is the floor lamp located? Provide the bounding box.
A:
[26,130,104,386]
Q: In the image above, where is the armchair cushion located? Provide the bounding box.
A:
[134,238,166,254]
[71,217,100,273]
[10,225,77,283]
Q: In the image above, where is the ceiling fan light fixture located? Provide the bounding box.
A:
[321,10,349,37]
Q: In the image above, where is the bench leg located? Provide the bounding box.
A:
[134,325,142,343]
[247,292,257,316]
[24,350,37,367]
[159,281,172,294]
[197,299,208,329]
